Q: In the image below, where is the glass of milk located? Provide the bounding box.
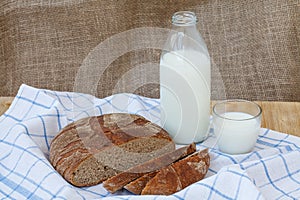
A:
[212,99,262,154]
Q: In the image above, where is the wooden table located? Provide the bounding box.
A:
[0,97,299,137]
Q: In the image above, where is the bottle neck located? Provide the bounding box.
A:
[167,11,208,55]
[171,11,198,35]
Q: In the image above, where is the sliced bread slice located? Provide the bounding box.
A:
[123,172,157,194]
[103,143,196,193]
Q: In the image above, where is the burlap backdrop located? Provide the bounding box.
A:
[0,0,299,101]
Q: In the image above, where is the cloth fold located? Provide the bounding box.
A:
[0,84,299,200]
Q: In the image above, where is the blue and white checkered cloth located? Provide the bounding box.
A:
[1,84,300,200]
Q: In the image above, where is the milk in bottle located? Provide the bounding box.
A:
[160,11,211,144]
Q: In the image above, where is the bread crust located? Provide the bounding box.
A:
[142,166,182,195]
[141,149,210,195]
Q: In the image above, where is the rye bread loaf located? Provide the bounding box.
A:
[103,143,196,193]
[141,148,210,195]
[49,113,175,187]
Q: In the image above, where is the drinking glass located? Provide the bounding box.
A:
[212,99,262,154]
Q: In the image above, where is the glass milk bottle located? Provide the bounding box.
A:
[160,11,211,144]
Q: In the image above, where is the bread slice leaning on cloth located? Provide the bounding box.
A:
[103,143,196,193]
[123,172,158,195]
[49,113,175,187]
[141,148,210,195]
